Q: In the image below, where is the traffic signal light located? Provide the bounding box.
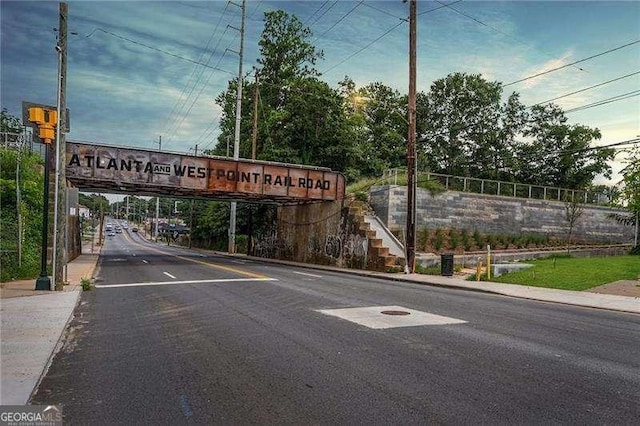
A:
[27,107,57,144]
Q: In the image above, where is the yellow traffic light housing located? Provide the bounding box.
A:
[28,107,45,124]
[27,106,57,144]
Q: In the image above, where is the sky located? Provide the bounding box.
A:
[2,0,639,190]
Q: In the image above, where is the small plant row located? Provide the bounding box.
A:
[415,228,573,254]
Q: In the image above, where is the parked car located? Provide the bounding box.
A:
[131,227,138,232]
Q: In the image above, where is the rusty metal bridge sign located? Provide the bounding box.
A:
[66,142,346,203]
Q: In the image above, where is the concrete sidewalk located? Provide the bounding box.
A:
[0,240,101,405]
[1,239,638,406]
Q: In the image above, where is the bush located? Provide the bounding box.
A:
[449,229,459,251]
[80,277,92,291]
[473,229,484,248]
[432,228,445,251]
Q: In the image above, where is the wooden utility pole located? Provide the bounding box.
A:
[406,0,417,273]
[52,2,68,289]
[252,71,259,160]
[189,145,197,249]
[248,71,259,255]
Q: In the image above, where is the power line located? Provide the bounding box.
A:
[305,0,339,28]
[162,2,233,141]
[313,0,364,43]
[85,28,235,75]
[435,0,588,76]
[304,0,332,25]
[531,71,640,106]
[320,1,461,76]
[504,39,640,87]
[564,90,640,114]
[417,0,463,16]
[322,20,405,75]
[362,1,406,21]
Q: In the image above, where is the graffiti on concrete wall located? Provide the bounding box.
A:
[324,235,342,259]
[344,234,367,257]
[253,233,292,259]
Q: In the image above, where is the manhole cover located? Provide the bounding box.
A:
[381,310,410,316]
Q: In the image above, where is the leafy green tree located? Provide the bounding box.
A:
[418,73,520,178]
[618,145,640,250]
[1,108,22,133]
[518,104,614,189]
[1,148,45,280]
[358,82,407,176]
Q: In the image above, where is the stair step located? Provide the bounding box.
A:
[373,246,389,257]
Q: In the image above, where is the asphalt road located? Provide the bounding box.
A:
[31,228,640,424]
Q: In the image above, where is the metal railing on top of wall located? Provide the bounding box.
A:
[383,168,616,206]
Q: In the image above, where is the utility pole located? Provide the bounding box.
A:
[52,2,68,290]
[228,0,245,254]
[252,71,259,160]
[155,135,161,242]
[189,144,197,249]
[406,0,417,273]
[248,71,259,255]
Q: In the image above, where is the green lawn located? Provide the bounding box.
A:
[486,255,640,291]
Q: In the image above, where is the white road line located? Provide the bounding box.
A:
[292,271,323,278]
[95,277,278,288]
[163,272,177,279]
[142,260,149,264]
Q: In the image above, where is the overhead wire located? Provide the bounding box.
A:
[435,0,588,76]
[84,27,235,75]
[163,1,233,142]
[312,0,364,44]
[320,1,460,75]
[503,39,640,87]
[305,0,339,28]
[530,71,640,106]
[564,90,640,114]
[304,0,332,25]
[164,18,241,145]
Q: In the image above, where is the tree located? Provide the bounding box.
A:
[617,145,640,251]
[564,194,584,253]
[518,104,614,189]
[1,108,22,133]
[417,73,525,179]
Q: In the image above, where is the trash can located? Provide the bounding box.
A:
[441,253,454,276]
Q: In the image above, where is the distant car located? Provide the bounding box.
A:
[115,228,122,233]
[107,231,116,237]
[131,227,138,232]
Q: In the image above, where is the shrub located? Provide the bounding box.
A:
[80,277,92,291]
[473,229,484,248]
[460,229,472,251]
[418,227,430,251]
[432,228,445,251]
[449,229,460,251]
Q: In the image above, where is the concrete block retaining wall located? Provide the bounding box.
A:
[370,185,634,245]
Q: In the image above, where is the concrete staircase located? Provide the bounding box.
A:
[348,201,405,272]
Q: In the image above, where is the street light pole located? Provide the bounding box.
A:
[35,143,52,290]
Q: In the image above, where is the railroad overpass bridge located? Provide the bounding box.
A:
[66,142,346,203]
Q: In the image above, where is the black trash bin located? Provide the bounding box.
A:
[441,253,454,276]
